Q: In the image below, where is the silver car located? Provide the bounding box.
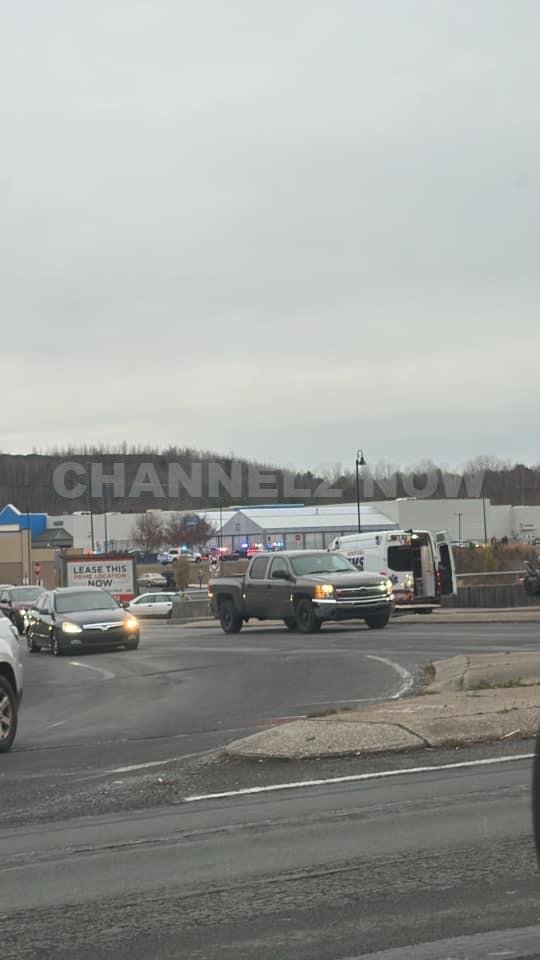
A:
[0,610,23,752]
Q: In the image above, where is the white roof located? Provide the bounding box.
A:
[220,503,396,533]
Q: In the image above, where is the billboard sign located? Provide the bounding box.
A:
[65,556,135,599]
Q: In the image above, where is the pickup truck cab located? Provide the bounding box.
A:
[208,550,394,634]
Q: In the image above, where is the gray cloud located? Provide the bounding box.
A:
[2,0,539,468]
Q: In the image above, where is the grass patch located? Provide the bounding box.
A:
[424,662,436,683]
[468,678,528,691]
[307,706,356,719]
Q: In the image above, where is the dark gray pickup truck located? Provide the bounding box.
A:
[208,550,394,634]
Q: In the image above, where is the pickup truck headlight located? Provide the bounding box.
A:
[61,620,83,634]
[314,584,334,599]
[124,616,139,631]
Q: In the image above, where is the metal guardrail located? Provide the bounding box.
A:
[456,570,523,579]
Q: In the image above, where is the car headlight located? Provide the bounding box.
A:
[313,584,334,599]
[61,620,83,634]
[124,616,139,631]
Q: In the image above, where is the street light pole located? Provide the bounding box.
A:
[355,450,366,534]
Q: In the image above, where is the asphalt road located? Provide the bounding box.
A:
[2,619,540,959]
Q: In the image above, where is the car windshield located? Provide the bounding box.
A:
[55,592,119,613]
[7,587,43,602]
[290,553,356,576]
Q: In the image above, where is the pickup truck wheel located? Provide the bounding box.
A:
[0,676,17,753]
[219,599,243,634]
[295,599,321,634]
[364,610,391,629]
[283,618,297,631]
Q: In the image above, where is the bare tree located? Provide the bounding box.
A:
[164,513,186,546]
[174,557,190,592]
[131,514,164,554]
[165,513,216,549]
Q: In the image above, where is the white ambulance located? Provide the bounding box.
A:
[328,529,457,611]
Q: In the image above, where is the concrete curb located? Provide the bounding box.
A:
[225,653,540,760]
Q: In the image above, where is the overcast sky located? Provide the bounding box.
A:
[2,0,539,472]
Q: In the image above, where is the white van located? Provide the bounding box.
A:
[329,529,457,610]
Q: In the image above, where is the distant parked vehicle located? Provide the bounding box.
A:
[126,592,178,618]
[137,571,168,589]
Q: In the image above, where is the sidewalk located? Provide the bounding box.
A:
[396,606,540,624]
[225,653,540,760]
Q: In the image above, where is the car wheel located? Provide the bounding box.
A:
[27,635,40,653]
[0,675,18,753]
[365,610,391,629]
[51,633,64,656]
[294,598,321,634]
[283,617,297,631]
[125,639,139,650]
[219,599,243,634]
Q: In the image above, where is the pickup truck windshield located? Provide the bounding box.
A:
[290,553,355,576]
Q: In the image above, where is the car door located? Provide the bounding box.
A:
[266,556,294,619]
[243,556,271,617]
[435,530,458,595]
[28,593,46,641]
[33,593,52,645]
[151,593,174,617]
[131,594,156,617]
[41,593,57,648]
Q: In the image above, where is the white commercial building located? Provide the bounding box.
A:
[45,498,540,553]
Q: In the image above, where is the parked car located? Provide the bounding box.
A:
[0,610,23,752]
[0,585,46,634]
[126,592,178,618]
[209,550,395,634]
[137,571,168,589]
[27,587,140,655]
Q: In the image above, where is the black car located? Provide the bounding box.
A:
[27,587,140,656]
[0,585,46,633]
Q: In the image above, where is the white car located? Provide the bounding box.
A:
[161,548,202,564]
[0,610,23,752]
[126,592,179,619]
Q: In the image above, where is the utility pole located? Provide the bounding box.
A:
[454,512,463,554]
[355,450,366,533]
[26,507,32,584]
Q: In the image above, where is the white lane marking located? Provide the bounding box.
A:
[108,758,179,774]
[69,660,115,681]
[47,720,66,728]
[183,752,535,803]
[365,654,414,699]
